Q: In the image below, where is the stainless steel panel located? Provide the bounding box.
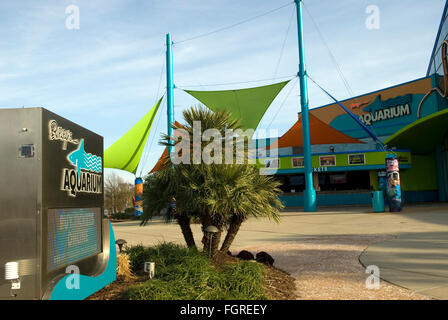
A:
[0,108,42,299]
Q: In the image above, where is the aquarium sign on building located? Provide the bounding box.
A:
[358,94,412,126]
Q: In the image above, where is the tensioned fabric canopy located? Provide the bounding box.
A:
[268,113,364,149]
[385,108,448,154]
[104,97,163,174]
[150,146,168,174]
[184,80,290,131]
[149,121,183,174]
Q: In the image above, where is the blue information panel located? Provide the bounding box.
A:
[47,208,102,271]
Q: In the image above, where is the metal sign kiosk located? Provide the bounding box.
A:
[0,108,116,300]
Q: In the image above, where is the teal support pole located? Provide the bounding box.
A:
[294,0,316,212]
[166,33,175,156]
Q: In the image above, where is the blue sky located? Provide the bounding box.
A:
[0,0,445,183]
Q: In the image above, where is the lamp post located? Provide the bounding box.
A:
[205,225,219,258]
[294,0,316,212]
[166,33,175,157]
[115,239,127,253]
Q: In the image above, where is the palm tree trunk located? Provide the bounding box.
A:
[220,215,243,252]
[177,213,196,249]
[210,230,222,259]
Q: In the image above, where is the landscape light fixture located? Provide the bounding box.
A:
[144,262,155,279]
[115,239,127,253]
[205,226,219,259]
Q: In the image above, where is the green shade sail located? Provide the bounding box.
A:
[104,97,163,174]
[385,108,448,154]
[184,80,290,130]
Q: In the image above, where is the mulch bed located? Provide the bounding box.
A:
[87,251,297,300]
[87,276,145,300]
[263,265,297,300]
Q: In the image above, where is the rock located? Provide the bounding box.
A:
[236,250,255,260]
[256,251,275,266]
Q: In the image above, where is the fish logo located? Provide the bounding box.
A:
[349,100,371,110]
[67,139,102,178]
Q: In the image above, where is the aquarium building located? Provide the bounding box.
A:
[259,2,448,207]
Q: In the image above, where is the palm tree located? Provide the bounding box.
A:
[143,105,283,257]
[194,163,283,257]
[154,106,243,253]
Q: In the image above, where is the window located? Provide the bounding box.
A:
[318,171,370,191]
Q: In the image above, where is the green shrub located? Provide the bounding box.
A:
[125,242,268,300]
[109,212,132,220]
[124,242,199,274]
[125,207,135,215]
[218,262,266,300]
[124,244,151,274]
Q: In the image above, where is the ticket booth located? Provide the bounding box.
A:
[0,108,116,300]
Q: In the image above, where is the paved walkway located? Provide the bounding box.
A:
[359,220,448,299]
[112,203,448,299]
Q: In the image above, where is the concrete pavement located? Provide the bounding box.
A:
[359,230,448,299]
